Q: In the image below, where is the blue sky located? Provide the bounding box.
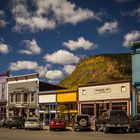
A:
[0,0,140,84]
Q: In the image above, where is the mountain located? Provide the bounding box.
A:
[58,53,132,89]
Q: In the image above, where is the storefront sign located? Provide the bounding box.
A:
[93,88,111,94]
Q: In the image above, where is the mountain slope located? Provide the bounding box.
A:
[58,53,131,89]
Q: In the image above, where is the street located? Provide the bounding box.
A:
[0,128,140,140]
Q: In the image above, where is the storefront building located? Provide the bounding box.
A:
[56,89,77,125]
[78,80,131,118]
[0,72,9,120]
[6,73,39,119]
[39,91,57,125]
[131,41,140,116]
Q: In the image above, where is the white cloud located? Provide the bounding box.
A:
[9,61,39,71]
[0,10,5,17]
[63,65,76,75]
[9,60,49,78]
[18,38,41,55]
[0,10,7,28]
[35,66,48,77]
[11,0,100,32]
[51,0,94,25]
[130,6,140,20]
[63,37,97,51]
[0,20,7,28]
[121,6,140,21]
[45,70,63,80]
[97,21,119,35]
[44,50,80,65]
[123,30,140,47]
[0,43,10,54]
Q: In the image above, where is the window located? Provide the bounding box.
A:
[121,86,126,92]
[50,104,56,110]
[24,93,28,102]
[82,90,86,95]
[112,102,127,112]
[70,103,76,110]
[30,93,34,102]
[11,94,14,102]
[1,107,3,112]
[81,104,94,115]
[15,93,21,102]
[40,104,46,110]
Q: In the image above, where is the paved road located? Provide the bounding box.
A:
[0,128,140,140]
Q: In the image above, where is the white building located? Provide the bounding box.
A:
[6,73,39,118]
[38,91,57,124]
[78,80,131,117]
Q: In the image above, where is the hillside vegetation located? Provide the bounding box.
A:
[58,53,131,89]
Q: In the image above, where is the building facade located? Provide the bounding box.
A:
[0,72,9,120]
[131,41,140,116]
[78,80,131,118]
[6,73,39,119]
[38,89,77,126]
[56,89,77,126]
[39,91,57,125]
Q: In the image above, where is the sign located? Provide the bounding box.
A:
[93,88,111,94]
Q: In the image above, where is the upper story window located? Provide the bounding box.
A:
[30,93,35,102]
[121,86,126,92]
[10,94,14,102]
[15,93,21,102]
[23,93,28,102]
[82,90,86,95]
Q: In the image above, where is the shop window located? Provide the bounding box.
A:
[82,90,86,95]
[70,103,76,110]
[30,93,34,102]
[50,104,56,110]
[121,86,126,92]
[45,105,49,111]
[81,104,94,116]
[112,102,127,112]
[65,104,69,110]
[40,104,46,110]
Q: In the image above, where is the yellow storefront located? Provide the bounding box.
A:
[56,89,77,126]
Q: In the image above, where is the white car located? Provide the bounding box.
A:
[25,117,43,130]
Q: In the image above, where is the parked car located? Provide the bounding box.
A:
[129,115,140,132]
[73,114,91,131]
[49,118,66,131]
[95,110,130,133]
[0,120,5,127]
[7,116,25,129]
[24,117,43,130]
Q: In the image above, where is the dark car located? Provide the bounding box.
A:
[73,114,91,131]
[129,115,140,132]
[95,110,130,133]
[49,118,66,131]
[7,116,25,129]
